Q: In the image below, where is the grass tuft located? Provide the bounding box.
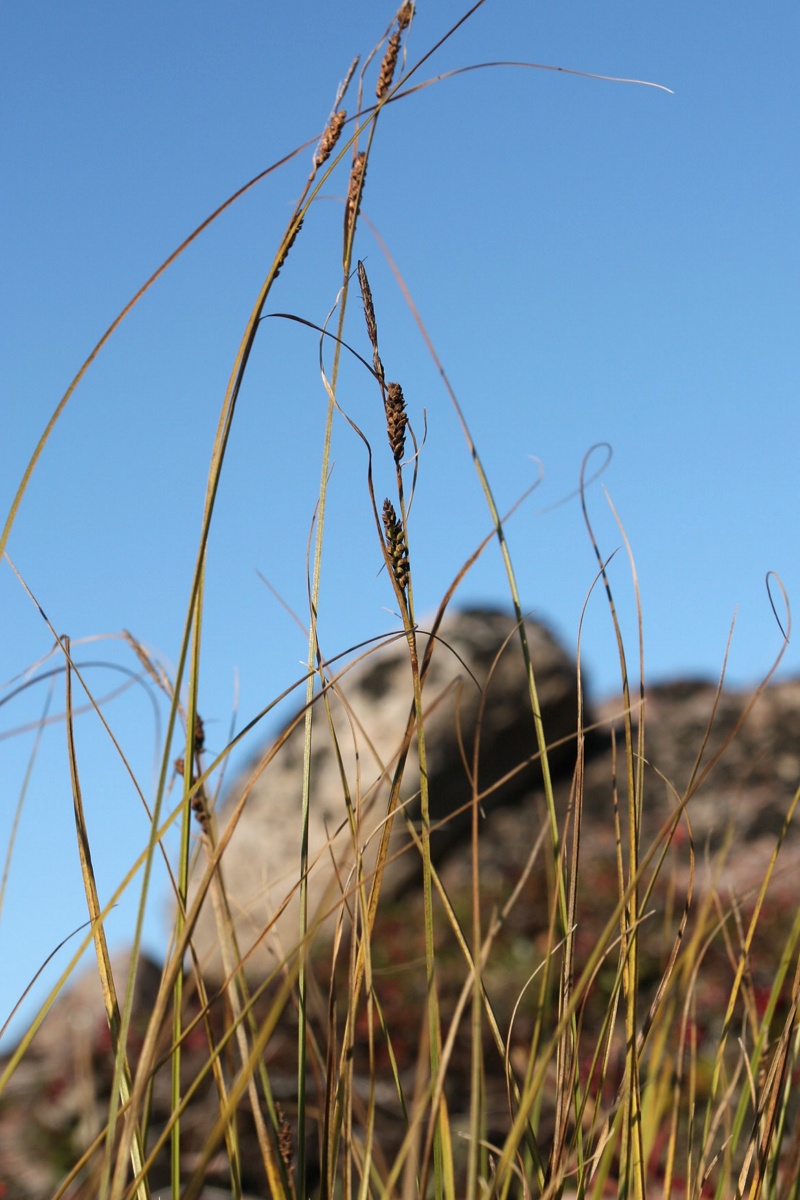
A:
[1,7,797,1200]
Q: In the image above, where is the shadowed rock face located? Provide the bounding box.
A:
[187,608,584,981]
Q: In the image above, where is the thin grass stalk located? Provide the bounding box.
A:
[467,704,484,1200]
[0,775,191,1103]
[579,471,646,1200]
[360,248,448,1195]
[106,91,418,1199]
[188,751,294,1183]
[389,521,448,1198]
[170,571,206,1196]
[741,994,799,1200]
[608,495,649,1200]
[512,836,563,1176]
[703,785,800,1187]
[194,796,294,1195]
[768,1015,800,1200]
[118,983,272,1200]
[356,981,378,1200]
[562,621,593,1182]
[661,892,736,1200]
[764,984,800,1198]
[182,579,296,1197]
[570,571,624,1192]
[3,561,184,1195]
[297,263,345,1200]
[265,147,373,1120]
[186,964,246,1197]
[492,812,686,1193]
[110,136,340,1195]
[178,962,302,1200]
[551,754,583,1179]
[710,788,800,1192]
[320,936,343,1196]
[114,772,253,1196]
[124,648,254,1198]
[409,794,552,1180]
[364,230,570,942]
[295,75,396,1192]
[57,960,251,1200]
[64,639,149,1200]
[467,623,559,1196]
[421,790,551,1173]
[307,630,391,1197]
[405,821,554,1199]
[313,683,381,1198]
[314,321,430,1194]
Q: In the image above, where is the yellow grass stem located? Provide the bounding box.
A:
[64,639,149,1200]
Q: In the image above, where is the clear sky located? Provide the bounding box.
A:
[2,2,798,1044]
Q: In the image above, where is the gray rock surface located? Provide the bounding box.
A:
[188,608,582,981]
[584,676,800,894]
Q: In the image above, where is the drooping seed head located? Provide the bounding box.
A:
[376,30,402,100]
[345,151,368,241]
[314,109,346,168]
[397,2,414,31]
[385,381,407,463]
[382,498,410,592]
[357,260,384,382]
[273,217,303,280]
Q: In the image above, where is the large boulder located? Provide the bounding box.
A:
[188,608,583,982]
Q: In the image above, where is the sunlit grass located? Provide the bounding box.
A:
[1,5,798,1199]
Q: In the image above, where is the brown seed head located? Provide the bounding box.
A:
[357,260,384,382]
[382,498,410,592]
[274,217,303,280]
[385,381,407,463]
[193,714,205,755]
[315,109,346,168]
[191,788,210,833]
[397,1,414,31]
[276,1103,294,1172]
[345,151,367,240]
[376,30,401,100]
[358,261,378,349]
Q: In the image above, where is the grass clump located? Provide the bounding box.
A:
[1,6,799,1200]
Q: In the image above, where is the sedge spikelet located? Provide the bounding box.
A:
[376,30,401,100]
[345,150,367,242]
[274,217,303,279]
[314,109,346,168]
[397,1,414,31]
[174,756,212,834]
[384,382,407,463]
[382,498,409,592]
[357,260,385,382]
[276,1104,294,1174]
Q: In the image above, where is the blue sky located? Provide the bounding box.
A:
[1,2,798,1043]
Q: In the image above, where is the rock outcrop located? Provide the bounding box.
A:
[3,609,799,1198]
[188,608,584,981]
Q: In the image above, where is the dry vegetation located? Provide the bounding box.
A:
[2,5,799,1199]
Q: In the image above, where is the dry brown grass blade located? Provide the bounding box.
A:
[64,637,149,1200]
